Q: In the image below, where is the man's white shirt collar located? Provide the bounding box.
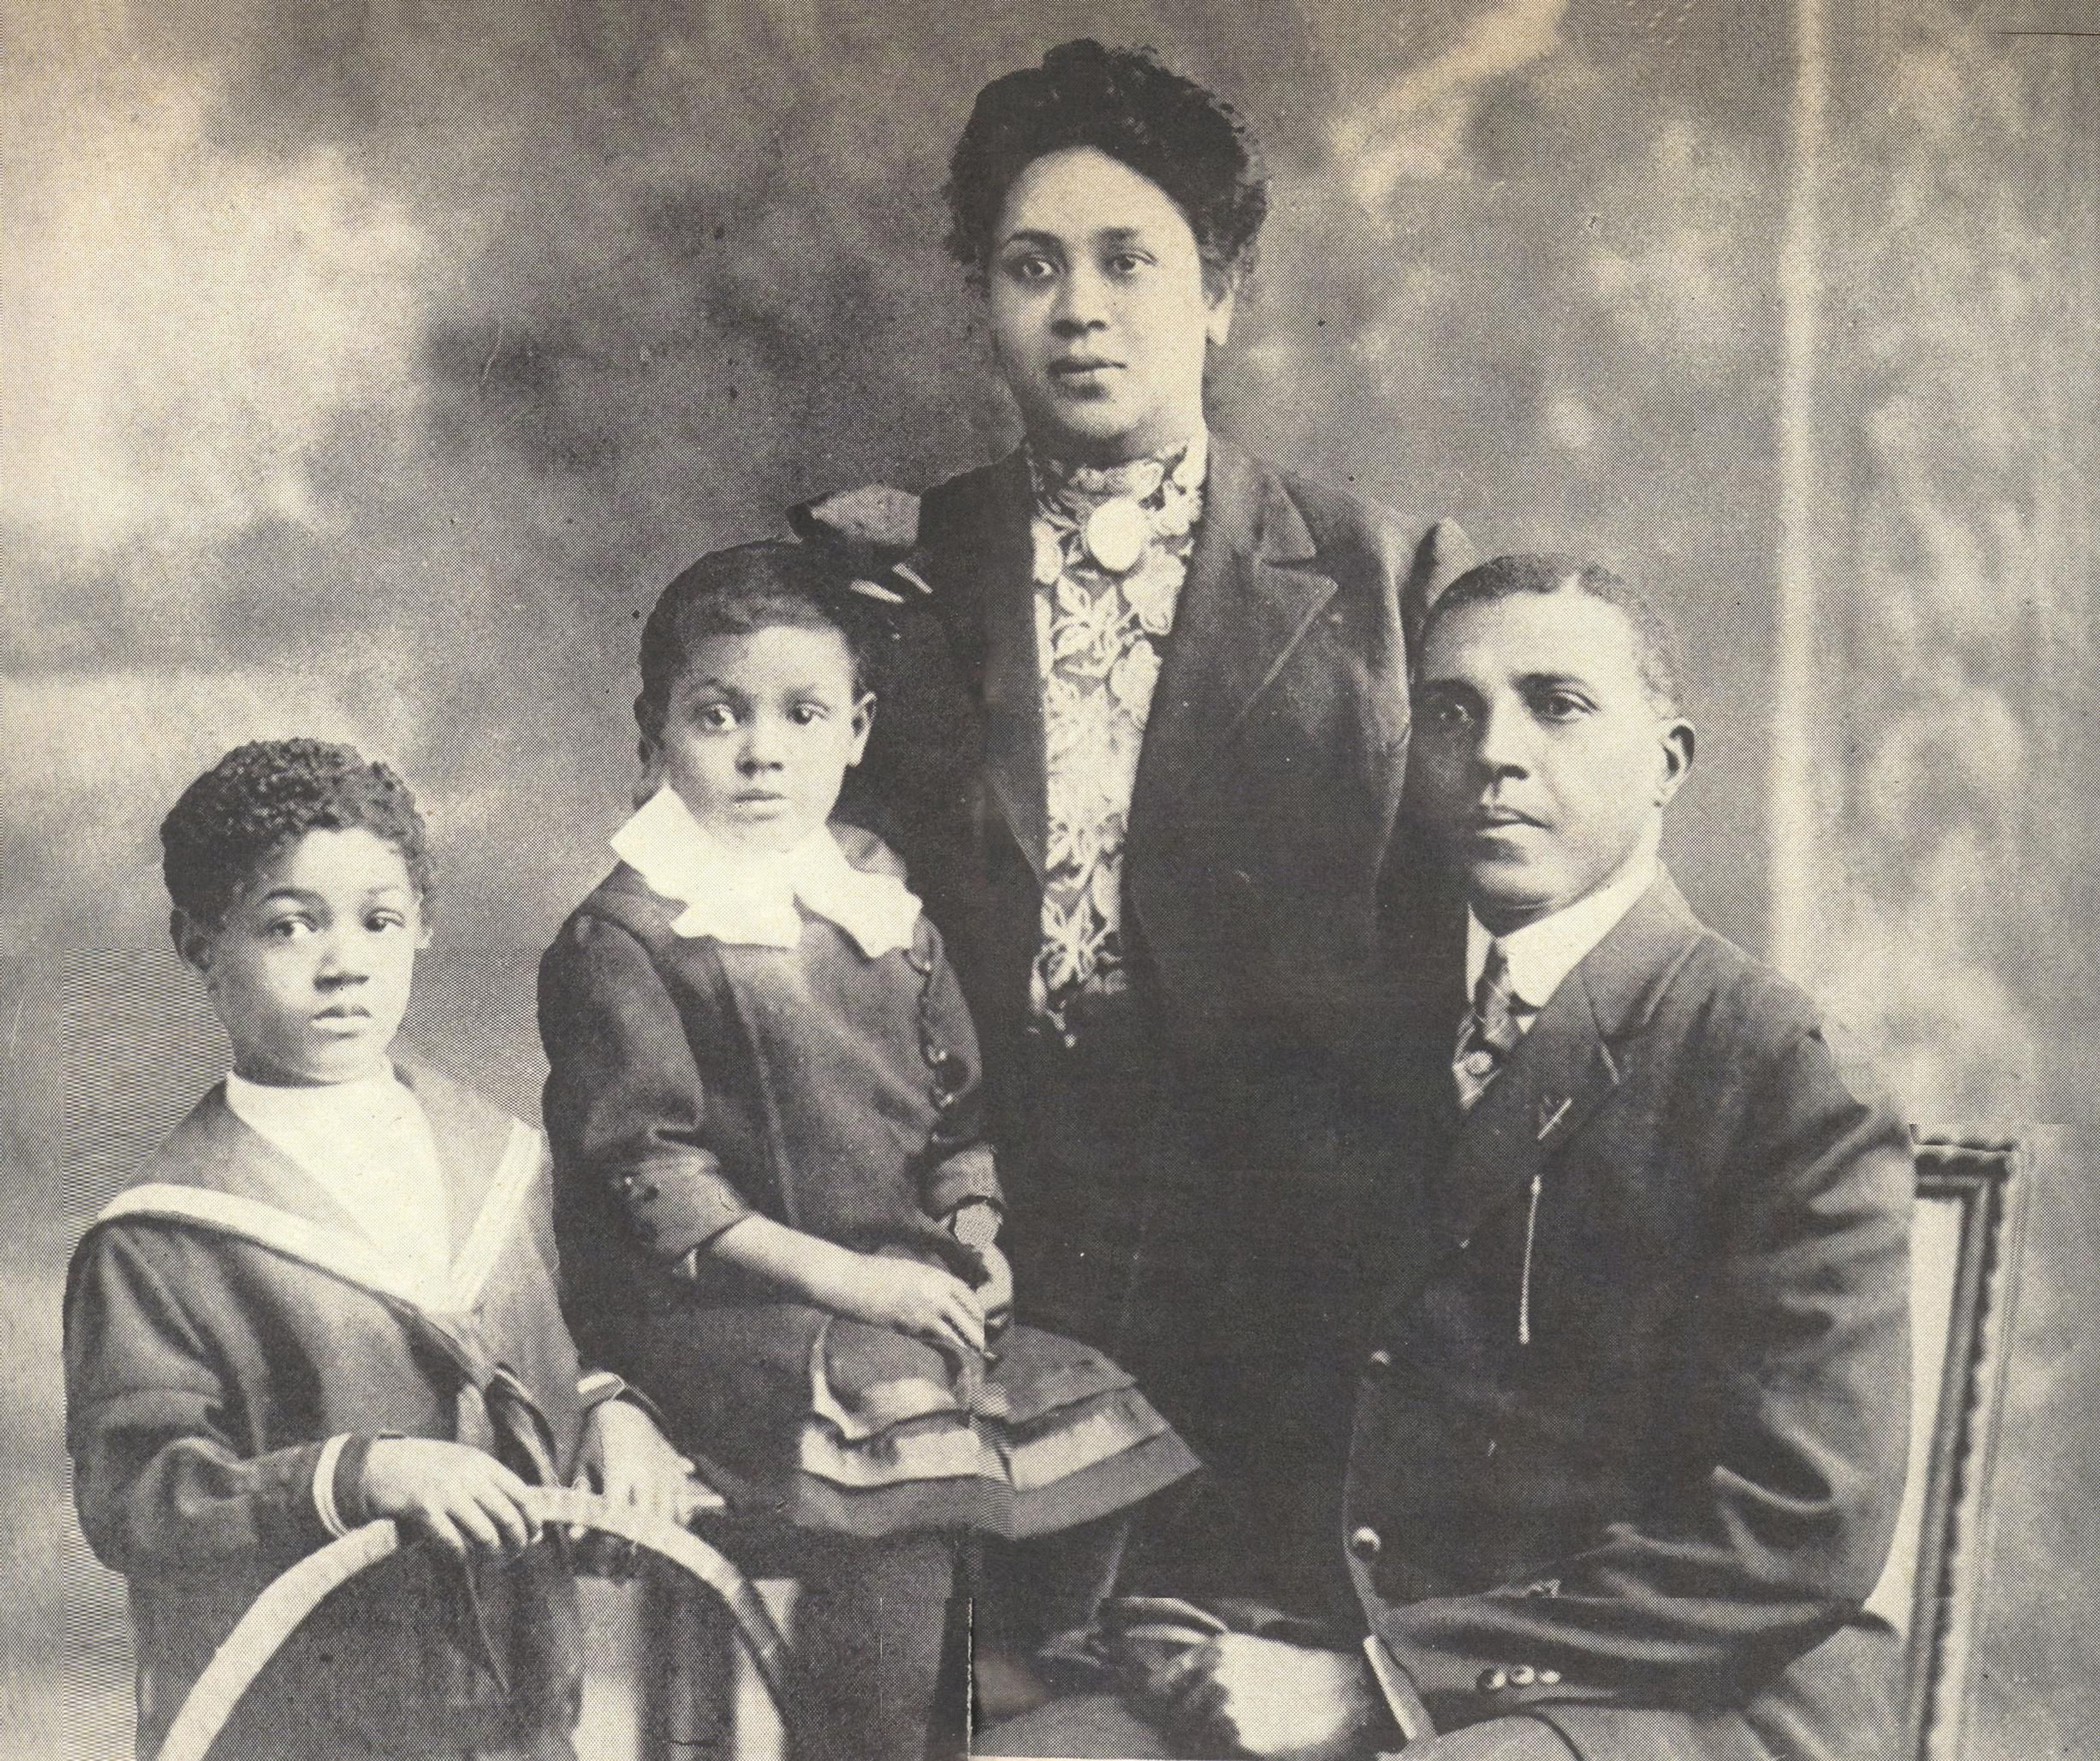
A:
[1466,854,1660,1017]
[611,785,920,959]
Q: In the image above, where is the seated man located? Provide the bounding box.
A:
[982,555,1913,1760]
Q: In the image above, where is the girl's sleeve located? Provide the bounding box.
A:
[63,1226,342,1578]
[912,916,1002,1221]
[538,912,752,1263]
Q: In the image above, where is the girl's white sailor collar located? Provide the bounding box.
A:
[610,785,920,959]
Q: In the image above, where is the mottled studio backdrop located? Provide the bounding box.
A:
[3,1,2095,1756]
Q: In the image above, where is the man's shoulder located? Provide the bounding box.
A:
[1637,907,1898,1126]
[1669,921,1827,1050]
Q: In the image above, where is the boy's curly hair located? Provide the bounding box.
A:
[160,738,434,926]
[944,39,1269,297]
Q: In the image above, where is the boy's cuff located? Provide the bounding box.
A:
[312,1434,355,1538]
[578,1370,669,1433]
[314,1433,390,1537]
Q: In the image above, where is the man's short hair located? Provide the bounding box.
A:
[161,738,433,928]
[1420,553,1687,718]
[944,39,1269,298]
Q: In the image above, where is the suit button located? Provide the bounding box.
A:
[1348,1525,1382,1562]
[1539,1669,1562,1686]
[1366,1349,1392,1375]
[1508,1665,1536,1687]
[1477,1667,1507,1694]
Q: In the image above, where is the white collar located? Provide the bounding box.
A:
[1466,854,1660,1014]
[611,786,920,959]
[224,1063,416,1133]
[222,1062,451,1301]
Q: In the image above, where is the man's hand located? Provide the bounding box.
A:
[575,1397,712,1529]
[1140,1632,1380,1761]
[359,1437,538,1557]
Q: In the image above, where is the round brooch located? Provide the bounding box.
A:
[1082,499,1150,574]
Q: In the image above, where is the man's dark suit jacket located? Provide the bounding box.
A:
[1346,870,1913,1761]
[834,436,1465,1448]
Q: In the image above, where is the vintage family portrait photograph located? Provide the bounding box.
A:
[3,3,2094,1759]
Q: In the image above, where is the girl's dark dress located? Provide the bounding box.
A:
[536,814,1194,1542]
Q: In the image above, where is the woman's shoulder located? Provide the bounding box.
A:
[1220,440,1476,616]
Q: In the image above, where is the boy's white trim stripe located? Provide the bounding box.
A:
[312,1433,353,1538]
[98,1185,429,1310]
[442,1122,541,1311]
[95,1125,541,1320]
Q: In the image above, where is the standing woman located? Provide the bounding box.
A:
[807,39,1466,1605]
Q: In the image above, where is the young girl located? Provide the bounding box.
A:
[537,543,1197,1761]
[65,739,696,1761]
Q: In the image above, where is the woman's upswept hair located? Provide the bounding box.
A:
[945,39,1269,297]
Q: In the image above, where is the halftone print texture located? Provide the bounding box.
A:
[54,943,546,1761]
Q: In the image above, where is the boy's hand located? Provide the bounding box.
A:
[835,1253,987,1363]
[576,1397,713,1529]
[359,1437,539,1556]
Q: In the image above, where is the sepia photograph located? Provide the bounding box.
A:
[3,3,2095,1759]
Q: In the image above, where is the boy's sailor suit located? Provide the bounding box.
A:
[65,1061,627,1761]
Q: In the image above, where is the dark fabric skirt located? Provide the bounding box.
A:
[638,1307,1197,1542]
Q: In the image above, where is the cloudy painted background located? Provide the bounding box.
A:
[4,2,2095,1756]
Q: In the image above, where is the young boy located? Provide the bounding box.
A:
[537,544,1195,1761]
[64,739,695,1761]
[990,557,1915,1761]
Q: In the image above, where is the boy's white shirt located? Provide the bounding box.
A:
[223,1064,453,1307]
[1464,851,1660,1024]
[611,784,920,958]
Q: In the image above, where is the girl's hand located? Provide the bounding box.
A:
[358,1437,538,1556]
[575,1397,713,1530]
[835,1253,987,1363]
[976,1243,1014,1339]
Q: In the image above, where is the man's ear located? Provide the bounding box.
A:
[171,909,213,976]
[1204,281,1237,351]
[847,694,877,765]
[1655,720,1696,806]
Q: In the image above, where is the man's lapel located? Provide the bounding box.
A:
[1128,438,1338,852]
[1430,873,1705,1252]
